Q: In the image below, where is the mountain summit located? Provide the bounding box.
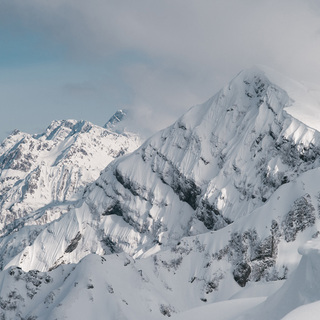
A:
[104,109,132,134]
[104,108,127,127]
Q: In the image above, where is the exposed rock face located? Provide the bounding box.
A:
[233,262,251,287]
[282,194,316,242]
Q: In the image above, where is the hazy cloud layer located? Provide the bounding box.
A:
[1,0,320,138]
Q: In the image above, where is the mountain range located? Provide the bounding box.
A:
[1,66,320,319]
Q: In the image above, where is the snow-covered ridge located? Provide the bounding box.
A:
[0,114,141,236]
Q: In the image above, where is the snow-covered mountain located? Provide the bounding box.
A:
[0,114,141,237]
[1,67,320,319]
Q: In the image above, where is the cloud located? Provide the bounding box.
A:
[62,82,97,97]
[3,1,320,70]
[122,62,203,137]
[11,2,320,61]
[1,0,320,137]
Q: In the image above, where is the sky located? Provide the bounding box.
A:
[1,0,320,141]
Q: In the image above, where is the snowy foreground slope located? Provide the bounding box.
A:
[1,67,320,319]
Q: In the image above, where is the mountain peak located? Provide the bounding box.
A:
[237,66,320,132]
[104,109,129,134]
[32,119,93,141]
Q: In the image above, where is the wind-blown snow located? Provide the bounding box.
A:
[257,65,320,133]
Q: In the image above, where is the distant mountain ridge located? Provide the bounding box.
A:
[0,114,141,237]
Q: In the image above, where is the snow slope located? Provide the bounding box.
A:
[0,253,169,320]
[236,238,320,319]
